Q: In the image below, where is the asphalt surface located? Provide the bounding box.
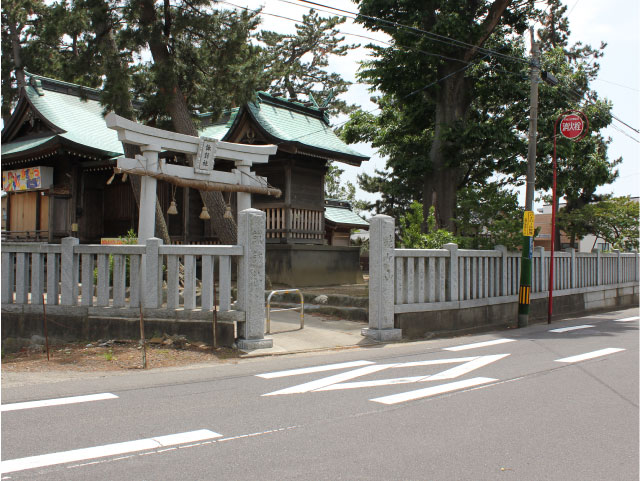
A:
[1,307,638,480]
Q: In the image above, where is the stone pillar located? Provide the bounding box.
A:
[15,252,29,304]
[363,215,402,342]
[534,246,545,292]
[61,237,79,306]
[444,243,459,302]
[1,251,14,304]
[615,249,621,285]
[567,247,576,289]
[137,146,162,244]
[496,245,508,296]
[234,161,252,213]
[143,237,162,309]
[236,208,272,350]
[31,248,45,303]
[596,249,602,286]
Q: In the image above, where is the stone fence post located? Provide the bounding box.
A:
[1,250,13,304]
[495,245,508,296]
[143,238,162,309]
[363,215,402,342]
[61,237,79,306]
[534,246,546,292]
[236,208,273,350]
[595,249,602,286]
[567,247,576,289]
[444,243,459,302]
[614,249,621,284]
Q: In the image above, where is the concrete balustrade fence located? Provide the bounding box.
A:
[1,209,271,350]
[366,215,639,340]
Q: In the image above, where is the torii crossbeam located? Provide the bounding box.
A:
[105,113,279,244]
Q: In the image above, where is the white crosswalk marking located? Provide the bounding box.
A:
[256,360,375,379]
[1,393,118,412]
[370,377,498,405]
[444,338,515,351]
[261,354,510,398]
[549,325,594,333]
[0,429,221,474]
[614,316,638,322]
[555,348,625,363]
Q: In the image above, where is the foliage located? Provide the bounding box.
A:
[324,163,368,214]
[557,196,639,251]
[344,0,619,232]
[399,203,456,249]
[455,184,526,250]
[93,229,138,286]
[258,9,358,116]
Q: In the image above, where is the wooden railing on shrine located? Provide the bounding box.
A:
[263,207,324,241]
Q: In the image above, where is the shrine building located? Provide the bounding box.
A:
[1,73,369,285]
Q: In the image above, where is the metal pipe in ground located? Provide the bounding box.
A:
[139,304,147,369]
[42,294,50,361]
[212,280,218,350]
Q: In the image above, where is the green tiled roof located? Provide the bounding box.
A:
[1,135,56,156]
[325,206,369,228]
[24,75,123,157]
[199,123,230,139]
[236,92,368,164]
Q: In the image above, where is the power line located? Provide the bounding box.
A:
[593,78,640,93]
[282,0,532,66]
[222,1,639,141]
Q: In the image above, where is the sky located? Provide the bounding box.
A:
[228,0,640,210]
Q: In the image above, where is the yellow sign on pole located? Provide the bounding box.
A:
[522,211,535,237]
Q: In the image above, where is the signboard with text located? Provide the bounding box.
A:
[2,167,53,192]
[560,113,585,139]
[194,137,218,174]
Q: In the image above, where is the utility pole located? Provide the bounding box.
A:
[517,28,540,328]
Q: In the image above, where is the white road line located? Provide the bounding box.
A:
[256,360,375,379]
[1,393,118,412]
[614,316,638,322]
[549,325,594,333]
[370,377,497,405]
[0,429,221,474]
[427,354,509,381]
[262,364,396,395]
[555,348,626,363]
[443,338,515,351]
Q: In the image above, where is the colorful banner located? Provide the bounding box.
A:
[2,167,51,192]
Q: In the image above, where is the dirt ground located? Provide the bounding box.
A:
[1,339,238,373]
[2,281,369,375]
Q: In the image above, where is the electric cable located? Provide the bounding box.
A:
[285,0,533,66]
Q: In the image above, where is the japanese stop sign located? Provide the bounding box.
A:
[560,113,584,139]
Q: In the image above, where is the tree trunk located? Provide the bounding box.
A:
[423,68,469,232]
[422,0,510,233]
[91,3,171,244]
[3,18,26,123]
[140,0,237,244]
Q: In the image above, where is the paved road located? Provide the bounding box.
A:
[2,308,638,480]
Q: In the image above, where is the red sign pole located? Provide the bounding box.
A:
[548,110,588,324]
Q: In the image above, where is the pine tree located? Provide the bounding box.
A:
[258,9,358,116]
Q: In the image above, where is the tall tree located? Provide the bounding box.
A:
[115,0,265,243]
[557,196,639,251]
[258,9,358,116]
[352,0,526,230]
[345,0,619,242]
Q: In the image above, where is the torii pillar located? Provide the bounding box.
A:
[105,113,279,351]
[105,112,278,245]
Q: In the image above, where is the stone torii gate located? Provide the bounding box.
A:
[105,112,279,244]
[105,113,279,350]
